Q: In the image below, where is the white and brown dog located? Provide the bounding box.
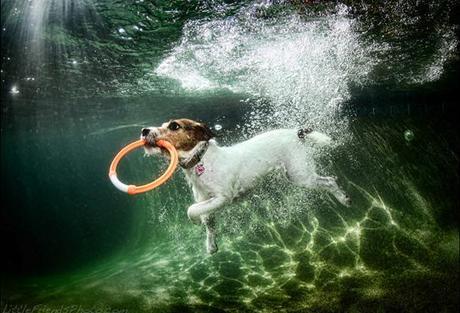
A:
[141,119,350,254]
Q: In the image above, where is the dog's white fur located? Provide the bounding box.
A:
[144,127,350,254]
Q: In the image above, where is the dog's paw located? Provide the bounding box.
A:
[337,194,352,207]
[207,241,218,254]
[344,196,352,207]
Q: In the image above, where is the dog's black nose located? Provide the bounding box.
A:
[141,128,150,137]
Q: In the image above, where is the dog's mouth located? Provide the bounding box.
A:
[140,134,157,147]
[143,139,155,147]
[140,137,157,157]
[142,138,157,156]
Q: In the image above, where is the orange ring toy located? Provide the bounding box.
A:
[109,139,178,195]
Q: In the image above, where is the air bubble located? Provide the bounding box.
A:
[10,85,19,94]
[404,130,414,142]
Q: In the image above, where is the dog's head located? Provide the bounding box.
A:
[141,118,214,154]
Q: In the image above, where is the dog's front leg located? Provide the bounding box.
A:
[187,197,227,254]
[187,196,227,223]
[203,214,218,254]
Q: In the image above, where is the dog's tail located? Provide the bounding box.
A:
[297,128,332,146]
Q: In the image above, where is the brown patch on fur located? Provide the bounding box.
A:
[155,119,214,151]
[297,128,313,139]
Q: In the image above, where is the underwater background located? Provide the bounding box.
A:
[1,0,459,312]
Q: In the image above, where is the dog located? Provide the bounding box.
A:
[141,118,351,254]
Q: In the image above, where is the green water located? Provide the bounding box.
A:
[1,1,459,312]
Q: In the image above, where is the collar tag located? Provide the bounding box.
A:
[195,163,205,176]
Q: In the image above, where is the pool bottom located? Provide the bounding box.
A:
[2,226,458,313]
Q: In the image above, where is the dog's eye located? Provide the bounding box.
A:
[168,122,181,131]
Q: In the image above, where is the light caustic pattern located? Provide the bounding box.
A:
[23,184,440,312]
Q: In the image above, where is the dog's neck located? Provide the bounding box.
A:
[179,140,211,169]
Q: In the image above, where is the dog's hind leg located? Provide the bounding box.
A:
[285,161,351,206]
[313,175,351,206]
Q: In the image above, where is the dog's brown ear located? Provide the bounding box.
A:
[194,123,215,141]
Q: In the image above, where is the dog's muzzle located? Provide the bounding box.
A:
[140,128,158,147]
